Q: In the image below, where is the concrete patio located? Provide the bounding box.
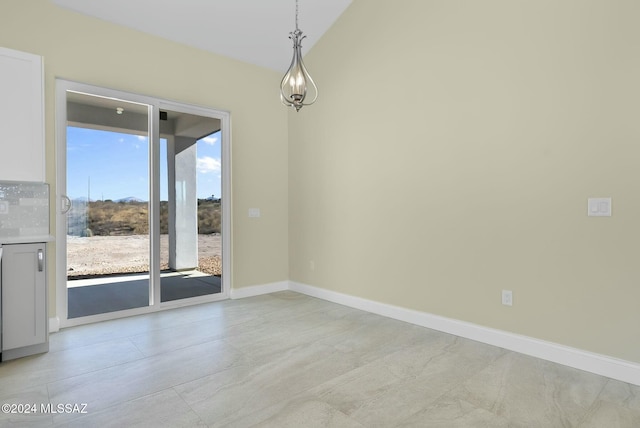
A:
[67,270,221,318]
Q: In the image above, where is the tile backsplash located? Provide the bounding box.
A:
[0,181,49,239]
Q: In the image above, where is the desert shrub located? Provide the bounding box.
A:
[87,200,220,236]
[198,200,221,234]
[160,201,169,234]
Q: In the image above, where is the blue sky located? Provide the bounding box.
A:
[67,127,221,201]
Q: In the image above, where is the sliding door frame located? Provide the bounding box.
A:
[55,79,231,328]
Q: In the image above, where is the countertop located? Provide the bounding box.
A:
[0,235,55,245]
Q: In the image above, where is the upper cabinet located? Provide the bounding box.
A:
[0,47,45,182]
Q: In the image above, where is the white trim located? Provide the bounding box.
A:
[54,79,69,327]
[54,79,232,328]
[60,292,228,328]
[48,316,60,333]
[289,281,640,387]
[230,281,289,299]
[156,99,232,301]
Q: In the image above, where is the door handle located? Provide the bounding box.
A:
[38,249,44,272]
[61,195,72,214]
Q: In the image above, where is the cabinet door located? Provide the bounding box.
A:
[0,47,45,182]
[1,243,46,350]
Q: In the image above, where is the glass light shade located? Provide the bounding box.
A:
[280,29,317,112]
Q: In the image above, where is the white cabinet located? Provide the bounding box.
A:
[0,47,45,182]
[1,243,48,361]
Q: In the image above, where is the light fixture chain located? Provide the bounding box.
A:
[295,0,299,30]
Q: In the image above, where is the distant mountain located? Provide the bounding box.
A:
[115,196,146,203]
[72,196,147,203]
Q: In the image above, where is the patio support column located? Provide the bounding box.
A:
[167,136,198,270]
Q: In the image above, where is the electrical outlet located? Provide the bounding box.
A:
[502,290,513,306]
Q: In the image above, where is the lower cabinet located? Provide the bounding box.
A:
[1,243,48,361]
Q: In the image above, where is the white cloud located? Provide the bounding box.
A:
[201,135,218,146]
[137,135,148,141]
[196,156,221,174]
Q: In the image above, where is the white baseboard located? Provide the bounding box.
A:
[289,281,640,387]
[49,316,60,333]
[230,281,289,299]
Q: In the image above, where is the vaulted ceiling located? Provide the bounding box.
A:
[50,0,352,71]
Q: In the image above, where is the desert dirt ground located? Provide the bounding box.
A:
[66,234,221,277]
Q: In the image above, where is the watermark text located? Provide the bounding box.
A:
[2,403,88,414]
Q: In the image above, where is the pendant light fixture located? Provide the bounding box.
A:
[280,0,318,112]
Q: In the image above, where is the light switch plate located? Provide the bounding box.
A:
[587,198,611,217]
[248,208,261,218]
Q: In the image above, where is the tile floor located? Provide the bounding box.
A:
[0,291,639,427]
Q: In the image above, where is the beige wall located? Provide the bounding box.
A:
[3,0,639,366]
[289,0,640,363]
[0,0,290,316]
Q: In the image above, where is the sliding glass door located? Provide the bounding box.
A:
[56,81,230,326]
[158,110,223,303]
[65,92,151,318]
